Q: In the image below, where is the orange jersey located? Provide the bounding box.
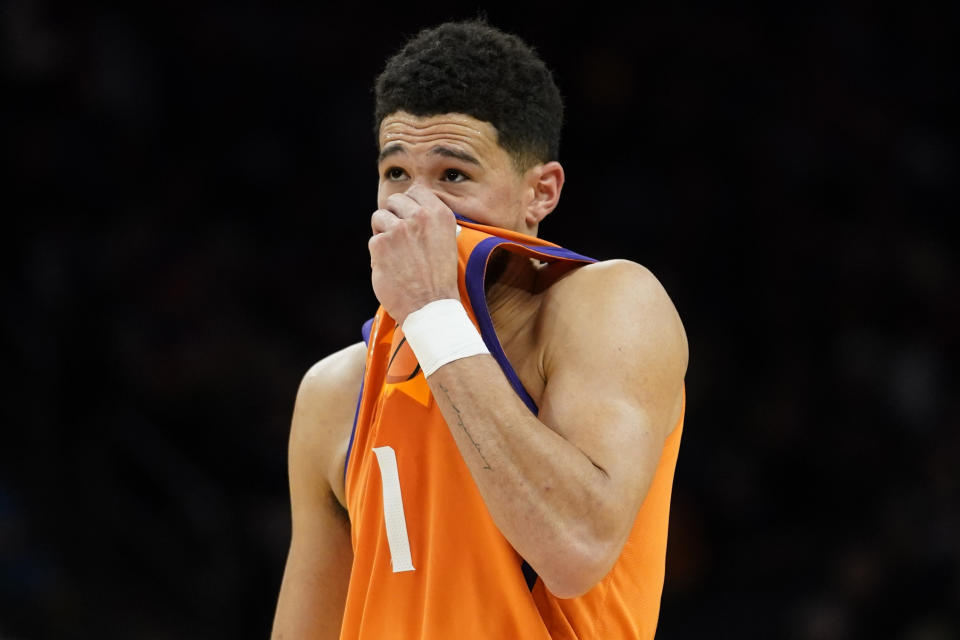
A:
[342,217,684,639]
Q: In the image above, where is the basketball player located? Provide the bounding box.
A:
[272,21,688,639]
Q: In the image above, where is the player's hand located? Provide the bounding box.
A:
[369,185,460,326]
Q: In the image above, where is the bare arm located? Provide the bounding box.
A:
[271,343,366,639]
[426,261,687,598]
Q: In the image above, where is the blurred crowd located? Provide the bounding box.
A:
[2,3,956,638]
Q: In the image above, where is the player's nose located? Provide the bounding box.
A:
[405,182,455,213]
[405,181,441,200]
[406,177,434,193]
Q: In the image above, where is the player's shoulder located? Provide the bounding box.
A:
[292,341,366,445]
[540,258,688,367]
[544,258,677,316]
[297,341,367,404]
[289,342,367,501]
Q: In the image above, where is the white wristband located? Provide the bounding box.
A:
[401,299,490,377]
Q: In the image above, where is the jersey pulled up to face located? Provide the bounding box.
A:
[341,218,684,639]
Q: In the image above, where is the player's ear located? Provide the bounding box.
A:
[523,161,564,227]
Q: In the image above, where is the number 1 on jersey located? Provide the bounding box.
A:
[371,446,415,573]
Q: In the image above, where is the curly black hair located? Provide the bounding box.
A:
[374,21,564,170]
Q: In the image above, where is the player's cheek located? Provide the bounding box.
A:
[376,179,398,209]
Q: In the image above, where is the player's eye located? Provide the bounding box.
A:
[384,167,407,181]
[443,169,469,183]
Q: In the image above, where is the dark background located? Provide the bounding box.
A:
[2,3,957,639]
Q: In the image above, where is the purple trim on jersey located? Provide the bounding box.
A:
[454,211,594,263]
[343,376,364,486]
[465,238,538,413]
[519,244,595,263]
[344,317,374,485]
[464,236,596,416]
[361,317,374,345]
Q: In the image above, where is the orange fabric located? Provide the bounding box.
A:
[342,220,684,639]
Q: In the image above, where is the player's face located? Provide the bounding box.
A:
[377,111,534,233]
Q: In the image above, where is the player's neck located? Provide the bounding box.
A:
[485,251,540,337]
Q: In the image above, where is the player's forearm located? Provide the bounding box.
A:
[426,354,620,597]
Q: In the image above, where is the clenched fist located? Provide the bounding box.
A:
[369,185,461,326]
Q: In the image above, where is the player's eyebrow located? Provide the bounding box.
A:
[377,144,481,167]
[378,144,407,164]
[428,146,481,166]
